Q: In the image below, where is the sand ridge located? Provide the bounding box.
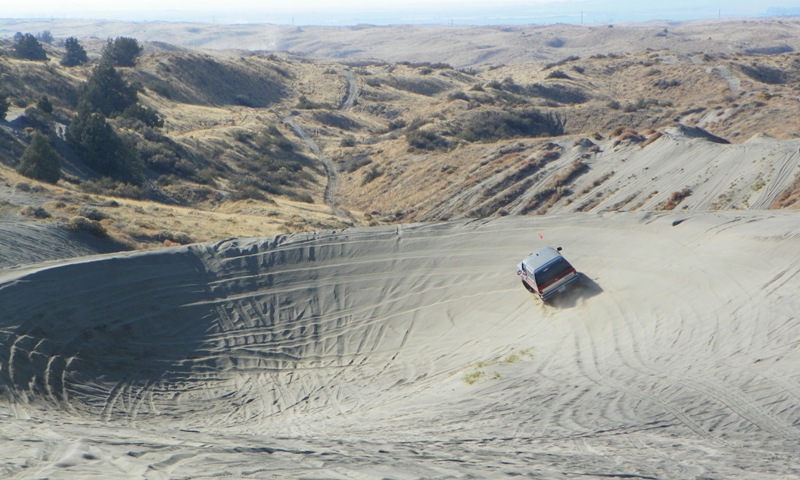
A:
[1,211,800,477]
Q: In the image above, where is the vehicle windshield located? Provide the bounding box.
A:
[534,257,573,287]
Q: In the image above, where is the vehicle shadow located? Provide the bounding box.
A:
[547,273,603,309]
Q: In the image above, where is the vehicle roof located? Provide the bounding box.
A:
[521,246,563,271]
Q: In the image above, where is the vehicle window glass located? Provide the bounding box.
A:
[534,257,572,286]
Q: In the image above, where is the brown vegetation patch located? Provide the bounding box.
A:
[520,160,590,214]
[641,131,663,148]
[657,188,693,210]
[770,172,800,209]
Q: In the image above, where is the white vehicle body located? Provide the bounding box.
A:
[517,246,579,301]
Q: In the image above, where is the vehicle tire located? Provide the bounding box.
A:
[522,279,534,293]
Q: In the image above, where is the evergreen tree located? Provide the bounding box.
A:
[122,103,164,128]
[17,132,61,183]
[12,33,48,61]
[66,110,143,183]
[36,95,53,114]
[80,63,138,117]
[36,30,54,44]
[101,37,143,67]
[0,94,9,121]
[61,37,88,67]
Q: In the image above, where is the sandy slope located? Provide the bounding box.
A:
[0,220,122,268]
[403,131,800,223]
[1,211,800,478]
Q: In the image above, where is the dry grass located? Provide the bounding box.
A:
[657,188,693,211]
[3,29,800,249]
[770,172,800,209]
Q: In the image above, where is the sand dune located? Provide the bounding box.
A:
[0,220,120,268]
[2,211,800,477]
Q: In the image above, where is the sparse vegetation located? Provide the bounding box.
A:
[771,173,800,208]
[0,31,798,247]
[383,76,450,96]
[658,188,693,210]
[521,161,590,214]
[19,205,51,219]
[361,165,384,185]
[545,70,571,80]
[406,128,449,151]
[67,216,108,237]
[457,109,565,143]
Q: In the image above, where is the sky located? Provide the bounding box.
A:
[3,0,799,25]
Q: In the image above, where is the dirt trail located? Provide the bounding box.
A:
[282,116,346,218]
[281,70,358,219]
[339,70,358,110]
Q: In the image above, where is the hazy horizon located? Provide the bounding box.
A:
[4,0,800,26]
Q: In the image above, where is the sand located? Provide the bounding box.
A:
[1,210,800,478]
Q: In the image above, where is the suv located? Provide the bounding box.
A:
[517,246,579,301]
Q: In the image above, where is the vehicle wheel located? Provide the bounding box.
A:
[521,279,534,293]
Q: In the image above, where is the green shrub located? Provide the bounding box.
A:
[361,165,384,185]
[155,231,193,244]
[68,216,108,237]
[344,155,372,172]
[653,78,680,89]
[388,118,407,130]
[545,70,571,80]
[122,103,163,128]
[19,205,51,219]
[16,132,60,184]
[36,96,53,114]
[314,111,360,130]
[296,95,332,109]
[406,129,449,150]
[384,76,449,96]
[457,109,565,142]
[447,91,470,102]
[77,206,108,221]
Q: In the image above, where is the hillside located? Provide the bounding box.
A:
[4,17,800,67]
[0,19,800,249]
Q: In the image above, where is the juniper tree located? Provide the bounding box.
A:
[17,132,61,183]
[66,110,143,183]
[101,37,143,67]
[61,37,88,67]
[12,33,48,61]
